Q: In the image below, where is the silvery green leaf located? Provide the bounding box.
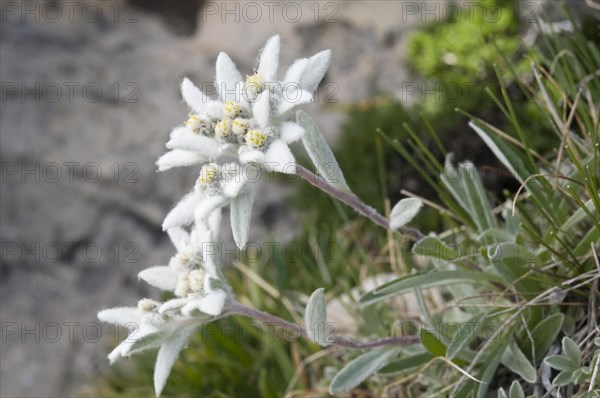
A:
[297,110,350,192]
[412,236,460,262]
[154,324,198,397]
[230,190,254,249]
[329,348,399,393]
[500,340,537,383]
[299,49,331,92]
[552,370,574,386]
[497,387,508,398]
[508,381,525,398]
[305,288,329,346]
[562,337,582,366]
[389,198,423,230]
[138,266,179,291]
[544,355,577,371]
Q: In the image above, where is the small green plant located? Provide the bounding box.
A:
[545,337,600,391]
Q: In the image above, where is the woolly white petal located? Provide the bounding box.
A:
[264,140,296,174]
[98,307,141,327]
[194,195,228,224]
[162,192,200,230]
[181,290,227,316]
[239,148,266,164]
[257,35,280,81]
[216,52,243,101]
[167,227,190,252]
[156,149,207,172]
[123,323,163,356]
[138,266,179,291]
[108,341,127,364]
[205,100,225,119]
[230,190,254,249]
[277,89,312,116]
[280,122,305,144]
[169,126,190,140]
[284,58,309,84]
[207,207,222,236]
[166,135,219,157]
[154,324,197,397]
[252,90,271,128]
[159,298,188,314]
[181,78,208,114]
[300,49,332,92]
[222,168,248,197]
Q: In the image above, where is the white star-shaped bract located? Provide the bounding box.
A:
[157,35,332,174]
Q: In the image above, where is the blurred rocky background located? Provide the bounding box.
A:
[0,0,429,395]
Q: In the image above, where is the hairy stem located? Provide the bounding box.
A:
[226,300,419,349]
[295,164,425,240]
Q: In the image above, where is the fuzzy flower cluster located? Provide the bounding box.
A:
[98,35,331,397]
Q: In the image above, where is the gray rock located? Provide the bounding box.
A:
[0,0,433,395]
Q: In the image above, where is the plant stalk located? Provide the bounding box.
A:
[226,300,419,349]
[295,164,425,240]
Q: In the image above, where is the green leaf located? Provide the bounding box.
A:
[390,198,423,230]
[544,355,578,371]
[359,271,503,306]
[500,340,537,383]
[528,313,565,362]
[458,162,497,232]
[297,110,351,193]
[487,242,540,294]
[420,328,447,357]
[497,387,508,398]
[329,348,399,393]
[304,288,329,346]
[552,370,574,387]
[476,228,514,244]
[378,352,433,374]
[562,337,582,367]
[412,236,460,262]
[508,380,525,398]
[446,313,488,359]
[469,120,546,208]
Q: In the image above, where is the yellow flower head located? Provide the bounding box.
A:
[246,129,267,148]
[245,73,265,95]
[197,163,219,185]
[188,269,206,293]
[223,101,243,119]
[232,118,250,136]
[137,298,157,313]
[183,114,206,134]
[215,118,232,139]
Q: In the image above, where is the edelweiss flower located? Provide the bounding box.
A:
[98,300,210,397]
[157,35,332,174]
[161,162,254,249]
